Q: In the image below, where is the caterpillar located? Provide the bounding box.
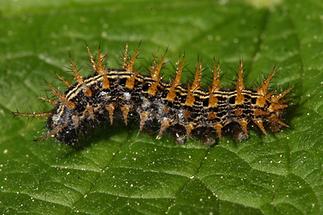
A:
[14,45,291,145]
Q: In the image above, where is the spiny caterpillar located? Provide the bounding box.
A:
[14,45,291,145]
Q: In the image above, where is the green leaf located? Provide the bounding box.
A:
[0,0,322,214]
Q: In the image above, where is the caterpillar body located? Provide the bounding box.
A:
[15,46,291,145]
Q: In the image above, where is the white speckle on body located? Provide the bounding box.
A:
[123,92,131,100]
[141,97,151,109]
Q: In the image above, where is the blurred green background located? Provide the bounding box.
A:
[0,0,322,214]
